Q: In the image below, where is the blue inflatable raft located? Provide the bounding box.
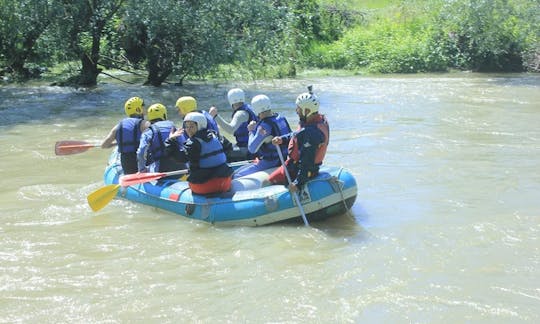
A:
[104,151,357,226]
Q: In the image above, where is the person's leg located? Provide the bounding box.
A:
[235,158,282,178]
[226,146,249,162]
[121,152,139,174]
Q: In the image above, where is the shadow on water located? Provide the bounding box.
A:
[266,205,372,243]
[314,212,373,243]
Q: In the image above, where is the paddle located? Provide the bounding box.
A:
[55,140,101,155]
[87,159,254,212]
[119,169,189,186]
[275,145,309,226]
[119,160,253,186]
[87,184,121,212]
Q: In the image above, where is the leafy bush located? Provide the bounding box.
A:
[433,0,535,72]
[307,15,447,73]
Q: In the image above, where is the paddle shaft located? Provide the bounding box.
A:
[275,145,309,226]
[119,160,253,186]
[55,140,103,155]
[61,144,100,149]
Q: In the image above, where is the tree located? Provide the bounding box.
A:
[52,0,125,86]
[436,0,530,72]
[0,0,61,79]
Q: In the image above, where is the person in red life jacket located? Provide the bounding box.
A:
[208,88,258,162]
[268,87,329,193]
[101,97,150,174]
[165,112,233,195]
[136,103,187,174]
[233,94,292,178]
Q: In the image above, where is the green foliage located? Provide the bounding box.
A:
[433,0,538,71]
[0,0,63,79]
[307,6,448,73]
[119,0,319,84]
[1,0,538,84]
[304,0,538,73]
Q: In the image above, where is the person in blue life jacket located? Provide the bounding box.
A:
[208,88,258,162]
[175,96,233,154]
[268,87,330,193]
[233,94,292,178]
[165,112,233,195]
[136,103,187,174]
[101,96,150,174]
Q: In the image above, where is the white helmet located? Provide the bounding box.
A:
[251,94,271,115]
[184,112,207,130]
[227,88,245,106]
[295,92,319,115]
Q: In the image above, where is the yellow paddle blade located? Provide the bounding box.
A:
[87,184,121,212]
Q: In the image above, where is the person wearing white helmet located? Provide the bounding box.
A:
[101,96,150,174]
[175,96,220,134]
[268,86,330,192]
[165,112,233,195]
[175,95,232,154]
[136,103,186,174]
[233,94,292,178]
[208,88,258,162]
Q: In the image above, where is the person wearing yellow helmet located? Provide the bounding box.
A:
[136,103,186,174]
[268,86,330,193]
[208,88,258,162]
[101,96,150,174]
[233,94,292,178]
[176,95,232,157]
[175,96,220,135]
[165,112,233,195]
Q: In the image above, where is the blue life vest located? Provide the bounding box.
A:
[232,104,257,147]
[257,114,292,161]
[194,133,227,168]
[147,120,175,163]
[116,117,143,153]
[200,110,219,135]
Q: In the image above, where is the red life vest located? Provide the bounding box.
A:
[288,114,329,164]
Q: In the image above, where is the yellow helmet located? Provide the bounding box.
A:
[175,96,197,115]
[147,103,167,121]
[124,97,144,117]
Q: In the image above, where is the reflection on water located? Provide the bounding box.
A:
[1,74,539,322]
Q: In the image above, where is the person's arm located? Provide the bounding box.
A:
[293,128,324,187]
[214,110,249,135]
[136,131,151,172]
[271,130,294,146]
[139,120,150,132]
[248,122,272,154]
[101,124,118,148]
[164,130,188,163]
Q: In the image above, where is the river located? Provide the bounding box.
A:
[1,73,539,323]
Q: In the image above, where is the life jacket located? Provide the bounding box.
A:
[199,110,219,135]
[257,114,291,161]
[232,104,257,147]
[193,132,227,169]
[116,117,143,153]
[147,120,175,164]
[288,114,329,165]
